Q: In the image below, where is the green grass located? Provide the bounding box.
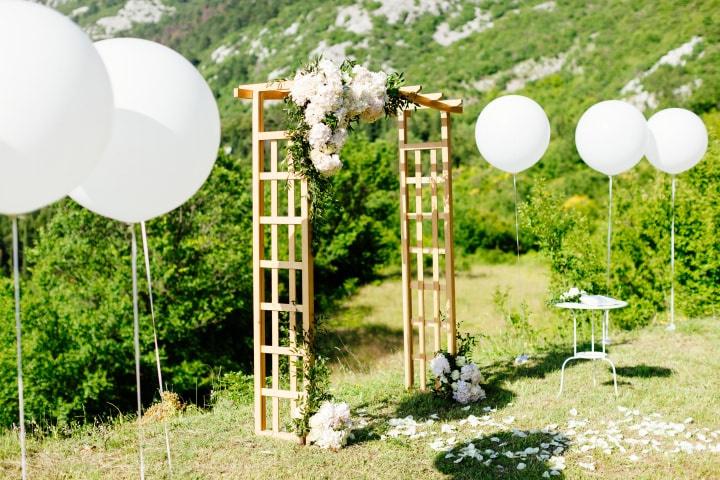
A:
[1,259,719,479]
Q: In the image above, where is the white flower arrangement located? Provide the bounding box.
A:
[430,352,486,405]
[557,287,588,303]
[289,60,394,176]
[306,401,354,451]
[284,57,409,217]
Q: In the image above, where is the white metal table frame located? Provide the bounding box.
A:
[554,300,628,397]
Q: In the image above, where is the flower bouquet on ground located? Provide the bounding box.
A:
[306,401,354,451]
[429,331,486,404]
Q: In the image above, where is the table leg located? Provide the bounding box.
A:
[602,311,608,354]
[572,312,577,356]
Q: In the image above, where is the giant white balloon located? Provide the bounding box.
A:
[474,95,551,174]
[0,1,113,215]
[575,100,647,176]
[646,108,708,175]
[71,38,221,223]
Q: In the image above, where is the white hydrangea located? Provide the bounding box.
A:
[310,149,342,176]
[347,64,388,122]
[289,59,393,177]
[450,369,460,381]
[308,123,332,149]
[328,128,348,151]
[290,71,321,106]
[456,355,466,367]
[307,401,353,451]
[430,353,451,377]
[460,363,484,384]
[452,380,486,404]
[305,101,327,126]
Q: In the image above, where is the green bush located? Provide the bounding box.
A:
[523,112,720,329]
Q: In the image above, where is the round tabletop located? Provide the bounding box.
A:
[554,300,628,311]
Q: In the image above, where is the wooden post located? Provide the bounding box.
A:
[441,111,457,355]
[398,110,414,390]
[251,90,266,433]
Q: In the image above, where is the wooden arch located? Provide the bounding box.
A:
[234,81,462,440]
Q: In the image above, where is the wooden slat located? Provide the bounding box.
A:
[398,110,414,390]
[413,150,426,389]
[236,81,462,112]
[399,85,422,94]
[258,130,288,141]
[270,140,280,433]
[441,111,457,354]
[406,176,446,185]
[260,345,304,356]
[401,141,446,151]
[287,156,298,415]
[413,320,441,328]
[259,172,302,181]
[410,281,445,291]
[301,180,313,397]
[259,216,303,225]
[234,81,292,100]
[261,388,301,400]
[251,90,266,434]
[260,302,303,312]
[408,212,449,221]
[401,91,464,113]
[410,246,446,255]
[259,260,303,270]
[430,149,441,353]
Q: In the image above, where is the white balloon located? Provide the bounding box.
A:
[71,38,221,224]
[646,108,707,175]
[474,95,551,174]
[575,100,647,176]
[0,1,113,215]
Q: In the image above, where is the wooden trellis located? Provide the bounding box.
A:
[234,82,312,441]
[397,87,462,390]
[234,81,461,440]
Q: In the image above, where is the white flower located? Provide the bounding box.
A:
[459,363,474,381]
[451,370,460,381]
[308,123,332,149]
[329,128,348,151]
[305,101,327,126]
[456,356,466,367]
[307,401,353,451]
[290,71,321,106]
[430,354,451,377]
[452,380,486,404]
[310,149,342,176]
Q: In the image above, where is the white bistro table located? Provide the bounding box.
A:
[554,297,627,397]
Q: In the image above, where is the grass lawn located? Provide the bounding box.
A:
[1,259,719,479]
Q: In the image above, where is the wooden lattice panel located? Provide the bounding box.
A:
[398,107,457,390]
[239,87,313,441]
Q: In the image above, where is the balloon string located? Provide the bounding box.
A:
[12,217,27,480]
[513,174,521,262]
[140,221,173,475]
[131,225,146,480]
[670,175,676,328]
[606,176,613,292]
